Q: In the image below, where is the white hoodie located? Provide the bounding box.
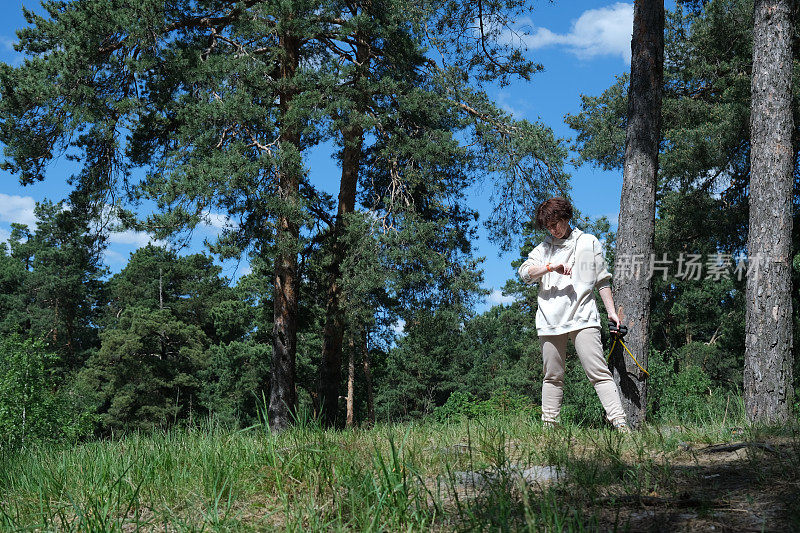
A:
[518,228,612,336]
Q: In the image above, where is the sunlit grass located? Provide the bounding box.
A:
[0,399,797,531]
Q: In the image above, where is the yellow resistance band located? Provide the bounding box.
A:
[606,336,650,377]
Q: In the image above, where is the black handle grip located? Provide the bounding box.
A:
[609,323,628,337]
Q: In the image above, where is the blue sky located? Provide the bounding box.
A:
[0,1,669,311]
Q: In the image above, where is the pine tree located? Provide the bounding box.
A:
[0,0,571,430]
[316,0,571,426]
[744,0,795,422]
[566,0,800,416]
[610,0,664,428]
[77,245,238,431]
[2,202,106,374]
[0,0,337,431]
[317,0,428,427]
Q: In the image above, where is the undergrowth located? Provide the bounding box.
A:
[0,398,798,531]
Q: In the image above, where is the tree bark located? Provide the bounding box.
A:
[268,28,301,432]
[362,329,375,426]
[319,37,369,427]
[345,333,356,428]
[610,0,663,429]
[744,0,795,423]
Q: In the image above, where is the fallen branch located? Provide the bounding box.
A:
[701,442,780,455]
[602,494,710,508]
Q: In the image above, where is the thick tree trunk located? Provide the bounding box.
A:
[744,0,795,423]
[319,39,369,427]
[345,333,356,428]
[610,0,663,429]
[319,124,363,426]
[362,330,375,426]
[269,30,301,432]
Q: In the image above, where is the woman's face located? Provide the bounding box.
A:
[545,219,571,239]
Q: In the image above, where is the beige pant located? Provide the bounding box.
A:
[540,326,626,424]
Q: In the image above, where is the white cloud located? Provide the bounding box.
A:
[600,212,619,226]
[0,36,15,53]
[495,91,526,119]
[0,197,167,252]
[487,288,516,306]
[391,318,406,336]
[103,248,126,264]
[521,3,633,63]
[107,229,165,247]
[202,211,233,229]
[0,35,23,66]
[90,204,167,248]
[0,35,16,49]
[707,169,734,200]
[200,210,239,237]
[0,193,37,227]
[0,226,10,244]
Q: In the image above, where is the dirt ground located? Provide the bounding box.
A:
[434,435,800,532]
[588,439,799,532]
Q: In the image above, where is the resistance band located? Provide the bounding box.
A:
[605,331,650,377]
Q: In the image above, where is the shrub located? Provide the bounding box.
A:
[661,365,713,423]
[0,335,91,449]
[433,389,538,422]
[648,349,714,423]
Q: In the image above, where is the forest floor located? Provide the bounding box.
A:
[503,429,799,532]
[0,414,798,531]
[598,437,800,532]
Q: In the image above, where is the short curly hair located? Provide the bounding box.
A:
[535,197,573,230]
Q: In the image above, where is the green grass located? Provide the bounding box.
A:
[1,402,798,531]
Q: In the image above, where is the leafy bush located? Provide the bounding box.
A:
[663,366,712,422]
[648,349,715,423]
[434,389,538,422]
[0,335,91,449]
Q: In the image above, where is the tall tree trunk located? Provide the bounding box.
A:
[610,0,663,429]
[269,29,301,432]
[345,333,356,428]
[744,0,795,423]
[319,38,369,427]
[362,329,375,426]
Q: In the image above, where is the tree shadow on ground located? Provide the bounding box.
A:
[577,439,800,532]
[441,437,800,532]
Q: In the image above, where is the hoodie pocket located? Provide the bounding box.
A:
[572,247,598,286]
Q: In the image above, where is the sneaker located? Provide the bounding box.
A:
[611,419,631,433]
[542,420,561,431]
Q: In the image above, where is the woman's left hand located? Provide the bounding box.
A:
[607,310,620,329]
[552,262,572,276]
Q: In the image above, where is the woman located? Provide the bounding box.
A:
[518,197,629,431]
